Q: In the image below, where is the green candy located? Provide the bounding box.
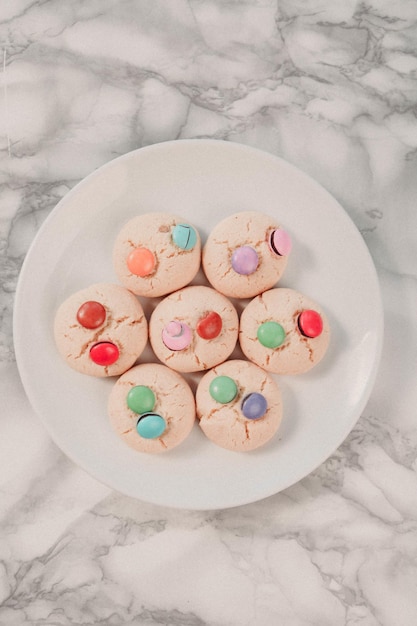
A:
[172,223,197,250]
[257,321,286,349]
[209,376,238,404]
[127,385,156,414]
[136,413,166,439]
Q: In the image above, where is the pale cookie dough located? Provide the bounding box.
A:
[202,211,291,299]
[196,359,283,452]
[149,285,239,373]
[113,212,201,297]
[108,363,195,453]
[54,283,147,377]
[239,288,330,375]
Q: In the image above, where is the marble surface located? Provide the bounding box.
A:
[1,1,417,624]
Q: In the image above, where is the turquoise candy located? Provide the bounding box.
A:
[172,223,197,250]
[136,413,166,439]
[127,385,156,414]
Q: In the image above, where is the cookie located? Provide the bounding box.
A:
[202,210,291,298]
[108,363,195,453]
[239,288,330,374]
[54,283,147,377]
[113,212,201,297]
[196,359,283,452]
[149,285,239,373]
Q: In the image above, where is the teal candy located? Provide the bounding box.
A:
[136,413,166,439]
[127,385,156,414]
[172,223,197,250]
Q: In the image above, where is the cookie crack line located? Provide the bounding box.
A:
[74,314,115,359]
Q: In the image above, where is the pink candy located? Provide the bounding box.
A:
[162,321,192,351]
[269,229,292,257]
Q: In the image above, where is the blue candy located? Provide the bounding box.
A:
[241,393,267,420]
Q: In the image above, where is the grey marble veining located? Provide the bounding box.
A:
[1,1,417,624]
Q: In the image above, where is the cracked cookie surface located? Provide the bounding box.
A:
[149,285,239,373]
[202,211,290,299]
[196,359,282,452]
[54,282,148,377]
[113,212,201,298]
[108,363,195,453]
[239,288,330,375]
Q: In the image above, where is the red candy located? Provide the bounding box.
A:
[89,342,119,366]
[77,301,106,329]
[298,310,323,338]
[196,311,222,340]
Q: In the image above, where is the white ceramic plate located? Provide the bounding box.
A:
[13,140,383,510]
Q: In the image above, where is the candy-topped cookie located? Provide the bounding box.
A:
[53,283,148,377]
[202,211,291,299]
[149,285,239,373]
[108,363,195,453]
[113,212,201,297]
[196,359,283,452]
[239,288,330,374]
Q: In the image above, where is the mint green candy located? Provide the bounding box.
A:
[172,223,197,250]
[257,321,286,349]
[136,413,166,439]
[127,385,156,414]
[209,376,238,404]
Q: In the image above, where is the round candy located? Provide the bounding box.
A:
[257,321,286,349]
[136,413,166,439]
[172,224,197,250]
[162,321,192,351]
[231,246,259,276]
[241,393,268,420]
[76,301,106,329]
[269,229,292,257]
[196,311,222,340]
[127,385,156,414]
[89,341,119,366]
[298,310,323,338]
[127,247,156,277]
[209,376,238,404]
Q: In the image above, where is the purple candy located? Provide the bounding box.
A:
[241,393,268,420]
[231,246,259,275]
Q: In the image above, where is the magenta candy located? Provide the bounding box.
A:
[162,321,192,351]
[231,246,259,275]
[269,229,292,257]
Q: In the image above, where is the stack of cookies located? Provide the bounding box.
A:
[54,211,330,453]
